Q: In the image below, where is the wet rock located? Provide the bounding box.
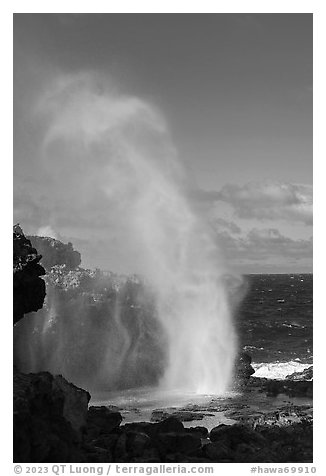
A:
[286,366,313,381]
[234,352,255,387]
[248,376,313,398]
[80,405,312,463]
[226,403,312,428]
[209,423,228,441]
[155,416,185,434]
[185,426,209,438]
[151,409,209,422]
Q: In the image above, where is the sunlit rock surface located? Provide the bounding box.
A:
[28,235,81,271]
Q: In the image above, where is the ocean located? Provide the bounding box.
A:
[236,273,313,379]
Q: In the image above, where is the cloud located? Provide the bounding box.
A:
[36,225,60,240]
[195,181,313,225]
[244,228,312,258]
[210,218,242,235]
[215,227,312,272]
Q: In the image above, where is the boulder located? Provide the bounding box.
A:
[203,441,231,461]
[122,422,157,438]
[13,370,90,462]
[209,423,265,448]
[52,375,90,437]
[114,431,159,462]
[186,426,209,438]
[157,432,202,457]
[86,406,123,439]
[155,417,185,434]
[233,352,255,386]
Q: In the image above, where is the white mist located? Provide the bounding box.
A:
[37,72,237,394]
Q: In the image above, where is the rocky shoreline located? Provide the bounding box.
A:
[14,366,313,463]
[84,367,313,463]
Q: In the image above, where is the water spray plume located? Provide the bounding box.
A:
[16,72,238,394]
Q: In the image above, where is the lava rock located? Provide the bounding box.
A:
[87,434,119,452]
[86,406,123,439]
[286,366,313,381]
[114,431,160,462]
[234,352,255,386]
[157,432,202,456]
[209,423,266,448]
[28,235,81,271]
[203,441,231,461]
[13,370,90,462]
[13,225,46,325]
[83,444,113,463]
[122,422,157,438]
[151,409,209,422]
[186,426,209,438]
[155,417,185,434]
[53,375,90,437]
[248,376,313,398]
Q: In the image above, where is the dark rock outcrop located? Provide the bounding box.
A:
[286,366,313,381]
[13,225,46,325]
[151,409,211,422]
[81,411,312,463]
[233,351,255,386]
[13,370,90,462]
[186,420,312,462]
[248,376,313,398]
[28,235,81,271]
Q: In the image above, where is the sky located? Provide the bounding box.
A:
[13,13,313,274]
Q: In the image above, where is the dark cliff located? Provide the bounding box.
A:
[13,226,91,463]
[13,225,46,325]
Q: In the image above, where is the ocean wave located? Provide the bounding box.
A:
[252,361,312,380]
[281,322,306,329]
[243,345,264,351]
